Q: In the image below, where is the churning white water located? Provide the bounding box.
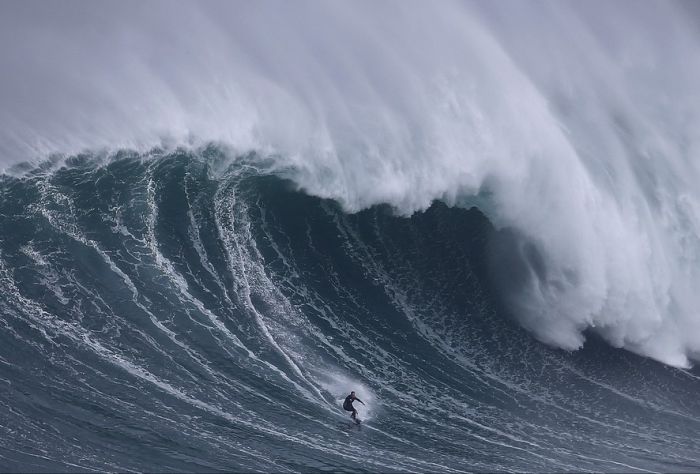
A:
[1,0,699,366]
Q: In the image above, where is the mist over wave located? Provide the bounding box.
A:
[2,0,700,366]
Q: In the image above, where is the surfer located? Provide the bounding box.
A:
[343,391,365,420]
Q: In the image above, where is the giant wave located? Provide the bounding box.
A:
[2,1,700,366]
[1,0,700,470]
[1,149,699,471]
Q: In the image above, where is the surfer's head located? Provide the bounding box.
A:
[351,391,355,396]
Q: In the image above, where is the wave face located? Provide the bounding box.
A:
[1,150,699,471]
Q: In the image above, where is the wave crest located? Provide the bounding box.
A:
[2,1,700,365]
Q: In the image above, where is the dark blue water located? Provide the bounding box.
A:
[1,148,699,472]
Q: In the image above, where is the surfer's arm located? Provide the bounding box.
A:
[357,398,365,405]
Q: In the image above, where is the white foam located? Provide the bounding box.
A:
[1,1,699,365]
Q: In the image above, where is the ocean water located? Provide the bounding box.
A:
[1,1,700,472]
[1,149,699,472]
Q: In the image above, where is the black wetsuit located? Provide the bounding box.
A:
[343,395,355,412]
[343,394,362,418]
